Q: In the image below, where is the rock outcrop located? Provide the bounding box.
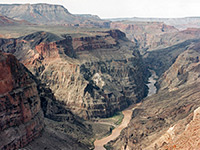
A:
[110,21,178,53]
[158,48,200,91]
[0,14,31,26]
[146,107,200,150]
[106,37,200,150]
[0,51,95,150]
[110,17,200,30]
[0,3,110,27]
[144,38,200,77]
[0,29,148,119]
[0,51,44,150]
[106,82,200,150]
[111,21,200,54]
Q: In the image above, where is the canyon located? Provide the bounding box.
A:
[94,71,157,150]
[0,51,44,149]
[0,3,200,150]
[0,29,148,120]
[0,3,110,27]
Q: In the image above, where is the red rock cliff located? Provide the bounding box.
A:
[0,52,44,150]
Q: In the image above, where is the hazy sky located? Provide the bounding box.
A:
[1,0,200,18]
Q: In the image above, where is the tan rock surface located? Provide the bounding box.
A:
[0,29,148,119]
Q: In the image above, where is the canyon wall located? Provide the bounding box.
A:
[0,52,44,150]
[0,4,110,27]
[106,35,200,150]
[0,29,148,119]
[111,22,200,54]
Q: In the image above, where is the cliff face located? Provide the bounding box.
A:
[0,51,95,150]
[106,82,200,150]
[0,29,148,119]
[146,107,200,150]
[0,52,44,150]
[110,21,178,53]
[110,17,200,30]
[106,37,200,150]
[0,14,31,26]
[0,4,110,27]
[111,22,200,54]
[144,38,200,77]
[158,48,200,91]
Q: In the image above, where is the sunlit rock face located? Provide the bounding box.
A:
[106,39,200,150]
[0,29,148,119]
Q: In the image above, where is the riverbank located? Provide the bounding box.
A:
[147,69,158,96]
[93,69,158,150]
[94,103,141,150]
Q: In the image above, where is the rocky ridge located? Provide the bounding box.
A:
[111,22,200,54]
[106,82,200,150]
[110,17,200,30]
[146,106,200,149]
[0,29,148,119]
[0,51,44,150]
[0,3,110,27]
[106,34,200,150]
[0,14,31,26]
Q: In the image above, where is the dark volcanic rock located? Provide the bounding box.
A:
[0,51,44,150]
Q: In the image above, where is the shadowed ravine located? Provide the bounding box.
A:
[94,70,157,150]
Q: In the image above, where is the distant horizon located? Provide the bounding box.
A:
[1,0,200,19]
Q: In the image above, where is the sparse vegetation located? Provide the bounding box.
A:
[86,111,124,141]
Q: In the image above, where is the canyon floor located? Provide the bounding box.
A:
[1,5,200,149]
[94,70,157,150]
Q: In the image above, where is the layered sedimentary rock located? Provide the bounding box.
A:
[110,21,178,53]
[111,22,200,54]
[0,52,44,150]
[158,48,200,91]
[110,17,200,30]
[106,82,200,150]
[0,14,31,26]
[144,38,200,77]
[107,38,200,150]
[146,107,200,150]
[0,29,148,119]
[0,3,110,27]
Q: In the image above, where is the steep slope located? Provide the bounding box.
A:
[0,3,110,27]
[111,21,178,53]
[111,21,200,54]
[0,51,44,150]
[106,82,200,150]
[0,51,95,150]
[158,49,200,91]
[106,37,200,150]
[0,14,31,26]
[144,38,200,76]
[110,17,200,30]
[0,29,148,119]
[146,106,200,150]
